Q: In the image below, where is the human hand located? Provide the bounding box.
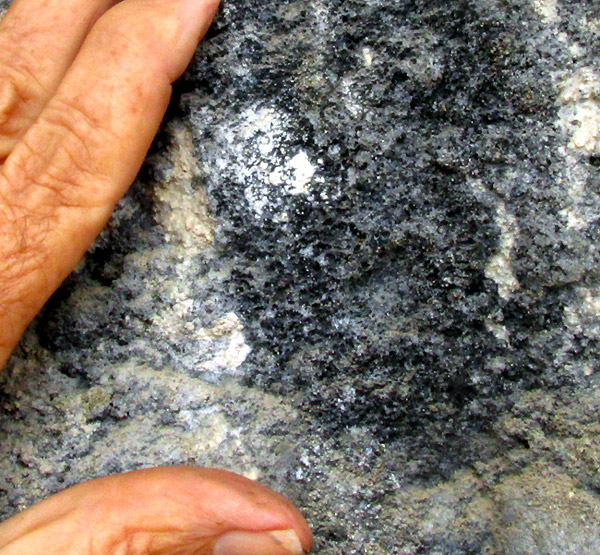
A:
[0,0,218,367]
[0,0,312,552]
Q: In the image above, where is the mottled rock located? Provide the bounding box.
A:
[1,0,600,553]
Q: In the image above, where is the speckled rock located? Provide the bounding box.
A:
[1,0,600,553]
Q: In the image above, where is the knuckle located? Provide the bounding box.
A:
[0,69,40,156]
[0,79,20,126]
[43,97,103,154]
[0,32,55,155]
[0,80,22,160]
[0,37,47,116]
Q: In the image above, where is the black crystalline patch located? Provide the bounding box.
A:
[184,0,600,451]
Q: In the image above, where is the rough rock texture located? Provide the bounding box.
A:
[1,0,600,553]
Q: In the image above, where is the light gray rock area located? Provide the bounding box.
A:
[1,0,600,553]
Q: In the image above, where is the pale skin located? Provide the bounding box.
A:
[0,0,312,553]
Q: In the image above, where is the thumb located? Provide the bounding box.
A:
[0,466,312,554]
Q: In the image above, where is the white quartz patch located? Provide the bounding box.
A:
[556,146,591,230]
[576,288,600,316]
[532,0,560,24]
[558,67,600,154]
[485,203,520,300]
[150,275,196,337]
[154,125,214,251]
[485,319,511,343]
[288,151,316,194]
[553,68,600,230]
[216,104,321,218]
[198,313,252,374]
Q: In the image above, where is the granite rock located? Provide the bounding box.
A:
[1,0,600,553]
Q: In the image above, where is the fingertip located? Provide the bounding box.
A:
[159,467,314,553]
[207,468,313,554]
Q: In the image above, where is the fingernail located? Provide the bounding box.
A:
[213,528,305,555]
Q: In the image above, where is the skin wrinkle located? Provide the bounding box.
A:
[0,37,49,99]
[0,263,47,329]
[0,200,51,278]
[32,146,107,210]
[27,114,97,181]
[36,100,119,199]
[45,95,117,151]
[3,9,111,75]
[107,528,214,555]
[0,183,58,275]
[4,119,114,212]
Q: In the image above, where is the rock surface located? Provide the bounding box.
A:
[1,0,600,553]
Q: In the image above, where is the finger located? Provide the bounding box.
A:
[0,466,313,554]
[0,0,118,158]
[0,0,219,368]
